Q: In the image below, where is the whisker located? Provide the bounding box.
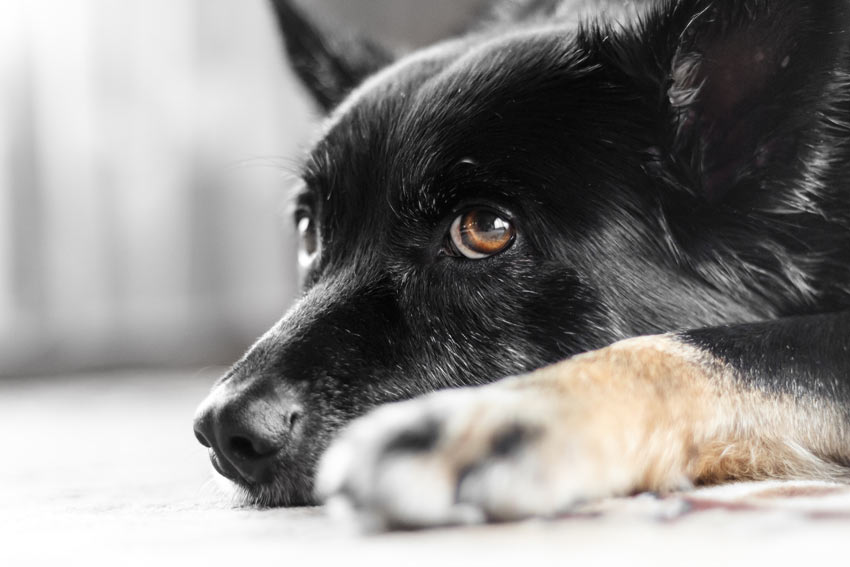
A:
[223,155,305,181]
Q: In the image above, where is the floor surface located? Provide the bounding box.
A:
[3,370,850,566]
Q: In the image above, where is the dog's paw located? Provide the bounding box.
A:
[316,384,635,529]
[318,388,535,529]
[315,338,719,529]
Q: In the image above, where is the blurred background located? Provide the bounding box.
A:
[0,0,488,376]
[2,3,496,550]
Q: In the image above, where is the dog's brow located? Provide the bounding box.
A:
[285,181,314,215]
[295,187,314,205]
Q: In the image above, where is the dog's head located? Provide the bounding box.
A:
[193,0,849,505]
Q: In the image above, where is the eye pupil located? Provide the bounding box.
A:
[461,211,509,248]
[450,209,515,259]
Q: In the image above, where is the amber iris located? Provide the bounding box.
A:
[450,209,515,259]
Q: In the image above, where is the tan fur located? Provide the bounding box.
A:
[317,335,850,526]
[495,335,850,492]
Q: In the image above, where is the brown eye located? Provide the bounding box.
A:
[297,213,318,266]
[449,209,515,259]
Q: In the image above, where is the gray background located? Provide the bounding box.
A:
[0,0,487,376]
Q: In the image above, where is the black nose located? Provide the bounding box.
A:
[193,383,302,484]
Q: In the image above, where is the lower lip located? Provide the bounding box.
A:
[209,450,243,483]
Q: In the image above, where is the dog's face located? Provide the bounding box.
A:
[194,0,846,505]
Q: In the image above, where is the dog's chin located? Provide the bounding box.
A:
[216,474,317,508]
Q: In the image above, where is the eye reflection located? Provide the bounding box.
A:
[297,213,318,266]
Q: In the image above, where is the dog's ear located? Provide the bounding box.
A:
[656,0,849,202]
[269,0,394,112]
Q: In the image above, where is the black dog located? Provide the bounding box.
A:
[194,0,850,528]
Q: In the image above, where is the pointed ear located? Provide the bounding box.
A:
[269,0,394,112]
[661,0,849,202]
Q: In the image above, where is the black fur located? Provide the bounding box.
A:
[681,312,850,403]
[269,0,393,111]
[194,0,850,506]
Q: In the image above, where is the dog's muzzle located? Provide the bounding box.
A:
[192,376,302,485]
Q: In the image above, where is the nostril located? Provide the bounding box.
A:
[194,427,211,448]
[228,435,274,461]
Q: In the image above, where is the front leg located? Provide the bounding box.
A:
[317,313,850,529]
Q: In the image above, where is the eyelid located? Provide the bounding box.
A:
[290,184,316,215]
[448,199,515,223]
[294,206,312,221]
[293,194,317,225]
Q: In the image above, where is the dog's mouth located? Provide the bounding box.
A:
[207,448,238,480]
[204,444,320,507]
[213,460,319,508]
[230,477,317,508]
